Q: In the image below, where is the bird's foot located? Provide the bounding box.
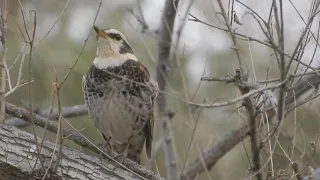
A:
[114,151,128,164]
[96,142,113,159]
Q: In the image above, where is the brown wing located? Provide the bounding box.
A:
[138,63,157,159]
[101,59,157,159]
[145,100,155,158]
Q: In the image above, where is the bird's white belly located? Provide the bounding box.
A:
[91,93,144,145]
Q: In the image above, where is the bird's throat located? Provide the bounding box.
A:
[93,53,138,69]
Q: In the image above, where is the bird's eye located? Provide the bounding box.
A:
[114,34,121,41]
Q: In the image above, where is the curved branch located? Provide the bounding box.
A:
[0,124,149,180]
[5,102,163,180]
[181,71,320,179]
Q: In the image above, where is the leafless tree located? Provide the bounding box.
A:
[1,0,320,180]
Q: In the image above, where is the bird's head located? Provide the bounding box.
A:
[93,26,137,69]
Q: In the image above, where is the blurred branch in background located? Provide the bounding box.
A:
[155,0,180,179]
[0,0,8,122]
[5,104,87,127]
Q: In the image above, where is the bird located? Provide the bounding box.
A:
[82,26,157,164]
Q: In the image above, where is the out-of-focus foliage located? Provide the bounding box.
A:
[3,0,320,179]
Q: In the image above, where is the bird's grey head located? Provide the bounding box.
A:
[93,26,137,69]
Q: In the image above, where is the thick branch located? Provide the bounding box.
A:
[287,72,320,104]
[240,87,262,179]
[180,124,249,180]
[5,102,163,180]
[155,0,180,180]
[0,124,147,180]
[5,70,320,180]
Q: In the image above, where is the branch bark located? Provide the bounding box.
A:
[155,0,180,180]
[5,102,163,180]
[5,70,320,180]
[180,124,249,180]
[5,104,88,127]
[0,123,151,180]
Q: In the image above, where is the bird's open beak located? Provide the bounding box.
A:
[94,26,108,39]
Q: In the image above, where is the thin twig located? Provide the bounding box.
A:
[216,0,261,178]
[32,0,70,49]
[216,0,245,75]
[22,9,46,172]
[189,11,317,71]
[185,79,288,108]
[181,123,249,180]
[201,75,235,83]
[285,1,320,74]
[170,0,198,177]
[273,0,286,124]
[58,0,102,89]
[54,75,63,173]
[41,81,58,180]
[5,54,26,97]
[127,1,149,33]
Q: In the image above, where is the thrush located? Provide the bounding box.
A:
[82,26,157,164]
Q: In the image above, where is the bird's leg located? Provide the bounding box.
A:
[106,137,114,152]
[100,133,113,152]
[97,134,115,161]
[114,145,128,164]
[115,136,133,164]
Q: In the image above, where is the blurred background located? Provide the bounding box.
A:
[2,0,320,179]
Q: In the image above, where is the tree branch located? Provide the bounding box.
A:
[5,68,320,180]
[180,123,249,180]
[5,104,88,127]
[0,123,152,180]
[5,102,163,180]
[155,0,180,180]
[181,70,320,179]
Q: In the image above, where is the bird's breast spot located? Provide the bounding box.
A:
[122,91,127,96]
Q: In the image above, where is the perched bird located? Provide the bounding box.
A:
[82,26,157,164]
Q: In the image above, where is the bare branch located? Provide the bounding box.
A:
[5,54,26,97]
[32,0,70,49]
[5,104,88,127]
[155,0,180,179]
[180,123,249,180]
[127,1,149,33]
[5,102,163,180]
[0,0,8,122]
[0,124,155,180]
[216,0,245,76]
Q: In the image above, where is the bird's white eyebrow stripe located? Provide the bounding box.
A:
[104,28,121,34]
[104,29,128,42]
